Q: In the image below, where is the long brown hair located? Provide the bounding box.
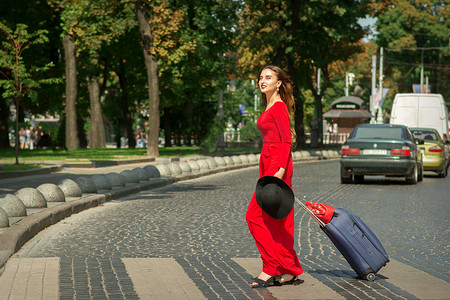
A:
[257,65,297,145]
[257,65,295,115]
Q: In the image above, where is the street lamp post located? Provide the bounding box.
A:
[377,47,384,124]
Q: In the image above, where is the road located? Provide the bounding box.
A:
[1,160,449,299]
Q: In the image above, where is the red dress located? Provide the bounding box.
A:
[246,101,303,277]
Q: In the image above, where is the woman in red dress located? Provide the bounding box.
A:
[246,65,303,287]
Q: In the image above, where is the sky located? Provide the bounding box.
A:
[358,16,378,42]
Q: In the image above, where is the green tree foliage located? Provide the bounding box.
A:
[49,0,137,149]
[236,0,369,148]
[0,0,64,147]
[0,23,60,162]
[376,0,450,103]
[148,0,241,150]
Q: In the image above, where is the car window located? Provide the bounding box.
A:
[411,130,438,141]
[350,127,405,140]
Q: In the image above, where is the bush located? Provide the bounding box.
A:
[240,120,261,142]
[199,117,225,153]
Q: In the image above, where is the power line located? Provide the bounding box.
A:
[385,59,450,69]
[385,46,448,51]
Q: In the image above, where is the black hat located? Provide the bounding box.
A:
[255,176,294,219]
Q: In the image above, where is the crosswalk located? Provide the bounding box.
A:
[0,257,448,299]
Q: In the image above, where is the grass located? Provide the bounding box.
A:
[0,146,261,163]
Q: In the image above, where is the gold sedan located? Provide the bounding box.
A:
[411,128,449,177]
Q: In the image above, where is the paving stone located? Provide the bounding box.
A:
[105,172,126,188]
[155,164,171,176]
[222,156,234,166]
[0,207,8,227]
[75,177,97,193]
[0,193,27,217]
[143,165,161,178]
[120,170,140,184]
[36,183,65,202]
[132,167,150,181]
[15,187,47,208]
[58,178,82,197]
[91,174,112,191]
[187,161,201,172]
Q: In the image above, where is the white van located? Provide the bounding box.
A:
[390,93,449,140]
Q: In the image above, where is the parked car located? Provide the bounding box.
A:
[390,93,449,141]
[340,124,423,184]
[410,128,449,177]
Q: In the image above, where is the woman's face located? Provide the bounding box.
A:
[259,68,281,95]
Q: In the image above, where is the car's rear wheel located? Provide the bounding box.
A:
[418,162,423,182]
[405,163,418,184]
[340,167,352,184]
[438,166,447,178]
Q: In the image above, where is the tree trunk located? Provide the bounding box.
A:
[63,34,79,150]
[0,93,10,148]
[135,0,160,157]
[288,0,305,149]
[88,80,106,148]
[117,58,136,148]
[163,109,171,147]
[310,97,322,148]
[287,57,305,149]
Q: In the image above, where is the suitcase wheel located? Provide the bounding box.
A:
[365,273,376,281]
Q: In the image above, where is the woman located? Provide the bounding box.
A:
[246,65,303,287]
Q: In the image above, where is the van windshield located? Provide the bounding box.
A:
[350,127,405,140]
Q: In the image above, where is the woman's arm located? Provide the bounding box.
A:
[272,103,292,177]
[274,167,285,179]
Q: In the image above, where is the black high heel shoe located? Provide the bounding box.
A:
[273,275,304,286]
[250,276,277,288]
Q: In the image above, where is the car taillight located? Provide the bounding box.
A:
[341,145,360,155]
[391,146,410,156]
[429,146,442,153]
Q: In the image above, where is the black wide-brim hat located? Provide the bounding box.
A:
[255,176,294,219]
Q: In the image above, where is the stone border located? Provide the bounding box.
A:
[0,150,340,270]
[0,165,63,180]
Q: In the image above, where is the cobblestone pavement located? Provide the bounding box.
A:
[2,160,449,299]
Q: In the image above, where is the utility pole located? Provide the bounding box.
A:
[377,47,384,124]
[420,49,424,93]
[371,55,376,124]
[317,68,321,95]
[217,89,225,151]
[345,72,348,96]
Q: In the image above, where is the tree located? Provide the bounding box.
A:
[236,0,369,147]
[62,33,79,149]
[0,23,60,163]
[0,0,64,148]
[50,0,137,149]
[375,0,450,103]
[135,0,161,157]
[153,0,241,150]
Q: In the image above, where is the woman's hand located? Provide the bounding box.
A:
[274,168,285,179]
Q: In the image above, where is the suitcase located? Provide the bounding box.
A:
[296,198,389,281]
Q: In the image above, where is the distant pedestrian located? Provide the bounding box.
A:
[246,65,303,287]
[25,127,31,149]
[19,128,26,149]
[29,127,36,150]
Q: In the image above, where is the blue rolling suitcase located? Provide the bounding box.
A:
[296,199,389,281]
